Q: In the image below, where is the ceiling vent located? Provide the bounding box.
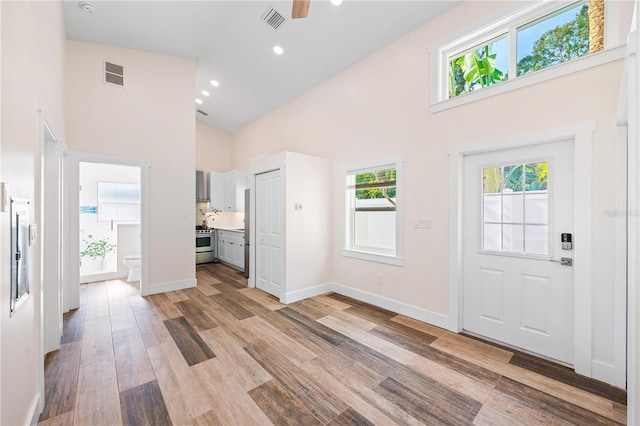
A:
[104,61,124,87]
[262,7,286,30]
[197,109,209,116]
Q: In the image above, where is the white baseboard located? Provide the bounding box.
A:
[278,281,453,331]
[332,283,454,331]
[145,278,196,296]
[282,283,334,304]
[80,270,127,284]
[592,360,625,389]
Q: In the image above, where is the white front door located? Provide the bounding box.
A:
[255,169,283,298]
[463,140,575,364]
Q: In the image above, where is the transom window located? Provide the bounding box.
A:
[442,0,604,100]
[344,160,403,265]
[482,161,549,255]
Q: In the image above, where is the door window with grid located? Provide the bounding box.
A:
[482,161,549,256]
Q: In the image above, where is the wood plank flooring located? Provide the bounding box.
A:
[39,263,627,425]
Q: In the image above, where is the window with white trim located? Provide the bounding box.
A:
[344,161,402,264]
[440,0,605,100]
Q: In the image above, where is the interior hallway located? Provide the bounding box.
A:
[38,263,627,425]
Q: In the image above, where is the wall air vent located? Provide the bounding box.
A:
[261,7,286,30]
[104,61,124,87]
[197,109,209,116]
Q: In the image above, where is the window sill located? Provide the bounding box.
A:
[342,249,404,266]
[430,44,626,114]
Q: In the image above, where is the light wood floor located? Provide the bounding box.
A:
[38,263,627,425]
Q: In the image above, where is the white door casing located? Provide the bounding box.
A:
[42,121,65,354]
[463,141,574,364]
[449,121,594,379]
[68,152,151,300]
[255,169,283,298]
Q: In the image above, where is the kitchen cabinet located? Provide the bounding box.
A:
[209,169,247,212]
[209,172,224,211]
[216,229,245,270]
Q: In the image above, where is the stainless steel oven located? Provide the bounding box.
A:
[196,230,216,264]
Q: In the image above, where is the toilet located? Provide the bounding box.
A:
[123,255,141,282]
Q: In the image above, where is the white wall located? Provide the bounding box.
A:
[79,162,140,276]
[66,41,196,292]
[232,1,626,384]
[284,152,333,297]
[0,1,66,424]
[196,119,232,173]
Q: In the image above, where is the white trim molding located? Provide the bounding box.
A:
[331,284,452,331]
[448,121,597,380]
[280,282,454,331]
[624,19,639,424]
[79,271,127,284]
[146,278,196,296]
[283,283,334,305]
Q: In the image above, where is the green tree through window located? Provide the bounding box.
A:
[517,4,589,76]
[355,169,396,208]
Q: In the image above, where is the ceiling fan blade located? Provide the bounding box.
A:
[292,0,310,19]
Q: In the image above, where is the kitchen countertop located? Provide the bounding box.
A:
[213,227,245,232]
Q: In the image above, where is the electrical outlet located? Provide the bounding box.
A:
[378,274,384,285]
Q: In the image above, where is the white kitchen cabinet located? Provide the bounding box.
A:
[209,169,247,212]
[223,169,248,212]
[216,229,245,270]
[209,172,224,211]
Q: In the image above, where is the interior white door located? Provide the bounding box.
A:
[463,140,575,364]
[255,169,283,298]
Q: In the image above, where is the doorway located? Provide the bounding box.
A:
[463,140,575,364]
[449,122,595,378]
[68,153,150,308]
[255,169,283,298]
[78,162,141,285]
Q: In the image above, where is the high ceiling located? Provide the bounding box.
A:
[62,1,460,133]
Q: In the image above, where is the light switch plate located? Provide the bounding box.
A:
[414,217,431,229]
[1,183,10,212]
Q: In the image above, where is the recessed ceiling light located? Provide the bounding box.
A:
[79,1,96,13]
[273,45,284,55]
[201,90,210,97]
[195,98,203,105]
[330,0,343,5]
[210,80,220,87]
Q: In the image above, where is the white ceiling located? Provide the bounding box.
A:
[62,1,459,133]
